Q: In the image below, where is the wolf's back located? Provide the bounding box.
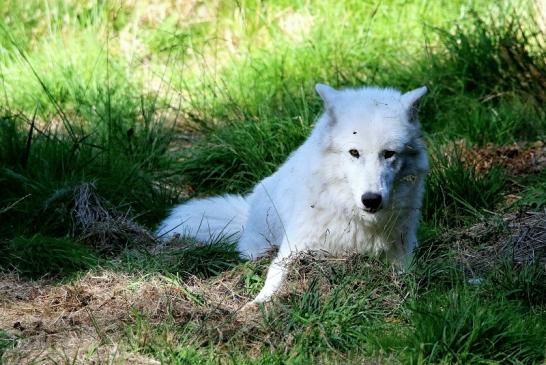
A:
[156,194,249,243]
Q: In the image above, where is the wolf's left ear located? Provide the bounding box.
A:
[315,83,338,107]
[401,86,427,123]
[401,86,427,109]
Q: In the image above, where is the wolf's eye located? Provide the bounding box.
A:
[349,149,360,158]
[383,150,396,159]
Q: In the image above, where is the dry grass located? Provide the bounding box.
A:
[437,210,546,276]
[453,140,546,176]
[0,254,398,363]
[0,263,262,364]
[1,271,136,364]
[74,183,158,253]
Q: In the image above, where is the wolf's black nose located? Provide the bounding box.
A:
[361,193,382,212]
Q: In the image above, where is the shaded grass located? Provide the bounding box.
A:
[179,117,311,194]
[431,10,546,103]
[0,235,97,279]
[0,91,181,238]
[115,242,242,280]
[425,96,546,146]
[0,330,16,360]
[417,8,546,145]
[513,169,546,210]
[0,74,182,280]
[487,259,546,307]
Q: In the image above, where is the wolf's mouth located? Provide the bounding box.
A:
[363,207,380,214]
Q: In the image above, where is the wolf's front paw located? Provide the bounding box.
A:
[235,301,261,321]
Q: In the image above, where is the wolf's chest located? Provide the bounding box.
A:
[303,207,395,256]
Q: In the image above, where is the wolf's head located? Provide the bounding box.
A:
[315,84,429,221]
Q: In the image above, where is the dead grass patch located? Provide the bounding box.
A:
[1,271,134,364]
[437,210,546,276]
[453,140,546,175]
[1,253,399,363]
[0,265,259,363]
[74,183,158,253]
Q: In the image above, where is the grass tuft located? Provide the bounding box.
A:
[158,241,242,279]
[0,93,181,238]
[2,235,97,279]
[0,330,16,359]
[405,290,546,364]
[433,10,546,103]
[178,117,311,194]
[423,145,506,228]
[488,259,546,307]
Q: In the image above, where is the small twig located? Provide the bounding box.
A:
[0,194,31,215]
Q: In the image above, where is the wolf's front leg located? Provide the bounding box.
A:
[243,222,314,306]
[251,251,295,304]
[386,230,418,271]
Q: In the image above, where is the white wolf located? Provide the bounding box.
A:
[157,84,429,305]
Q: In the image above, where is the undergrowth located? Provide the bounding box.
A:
[1,235,98,279]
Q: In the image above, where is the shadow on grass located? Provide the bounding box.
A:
[0,235,98,280]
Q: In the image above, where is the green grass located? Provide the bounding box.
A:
[0,93,181,236]
[114,241,242,279]
[403,290,545,364]
[513,169,546,210]
[114,255,546,364]
[178,116,312,193]
[423,145,507,228]
[1,0,546,363]
[487,259,546,307]
[0,330,16,360]
[1,234,98,279]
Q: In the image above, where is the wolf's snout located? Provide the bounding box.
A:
[361,193,382,212]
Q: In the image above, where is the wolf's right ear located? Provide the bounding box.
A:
[315,83,338,108]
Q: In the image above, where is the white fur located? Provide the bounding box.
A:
[157,84,429,304]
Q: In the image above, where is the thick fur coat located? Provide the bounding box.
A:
[157,84,429,304]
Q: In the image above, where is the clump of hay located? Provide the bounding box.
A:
[0,267,262,364]
[0,271,185,364]
[446,210,546,275]
[73,183,157,253]
[501,211,546,264]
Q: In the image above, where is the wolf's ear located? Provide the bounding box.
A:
[315,83,338,107]
[401,86,427,109]
[402,86,427,123]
